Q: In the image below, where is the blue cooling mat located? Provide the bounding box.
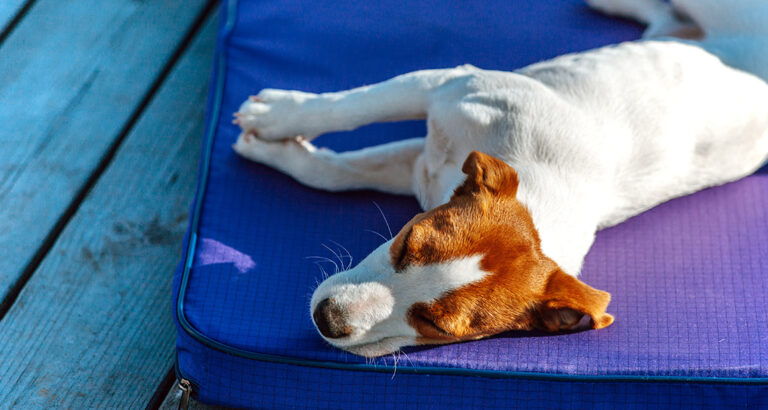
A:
[173,0,768,408]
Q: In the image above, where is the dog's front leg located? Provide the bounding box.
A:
[233,67,474,141]
[233,134,424,195]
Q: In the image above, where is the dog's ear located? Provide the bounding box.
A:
[389,213,429,271]
[453,151,519,198]
[534,270,614,331]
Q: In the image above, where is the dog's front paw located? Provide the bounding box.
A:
[233,89,319,141]
[232,132,316,170]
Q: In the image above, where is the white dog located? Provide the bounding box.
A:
[232,0,768,357]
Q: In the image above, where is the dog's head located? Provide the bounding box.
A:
[310,151,613,357]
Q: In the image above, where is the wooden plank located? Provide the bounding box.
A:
[0,10,217,408]
[0,0,28,35]
[0,0,209,306]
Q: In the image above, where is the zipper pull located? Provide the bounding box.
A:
[177,379,192,410]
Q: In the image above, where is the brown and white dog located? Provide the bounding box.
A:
[232,0,768,357]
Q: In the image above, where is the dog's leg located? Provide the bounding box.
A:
[233,134,424,195]
[234,67,475,141]
[585,0,701,39]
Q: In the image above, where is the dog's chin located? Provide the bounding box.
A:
[334,336,415,358]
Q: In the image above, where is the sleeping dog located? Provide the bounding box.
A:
[232,0,768,357]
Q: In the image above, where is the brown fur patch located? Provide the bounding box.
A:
[393,151,613,344]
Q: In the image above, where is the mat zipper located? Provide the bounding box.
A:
[176,378,192,410]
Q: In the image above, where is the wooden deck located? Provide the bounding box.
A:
[0,1,219,407]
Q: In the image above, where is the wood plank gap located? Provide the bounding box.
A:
[145,366,178,410]
[0,0,36,47]
[0,0,218,322]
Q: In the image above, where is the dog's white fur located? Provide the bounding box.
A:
[233,0,768,356]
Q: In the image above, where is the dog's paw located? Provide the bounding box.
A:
[232,132,317,169]
[233,89,319,141]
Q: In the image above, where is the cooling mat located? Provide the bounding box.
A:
[173,0,768,407]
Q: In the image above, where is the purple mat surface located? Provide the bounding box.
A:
[174,0,768,407]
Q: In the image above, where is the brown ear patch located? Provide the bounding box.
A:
[535,270,614,331]
[453,151,519,199]
[389,212,428,271]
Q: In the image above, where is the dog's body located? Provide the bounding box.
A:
[233,0,768,357]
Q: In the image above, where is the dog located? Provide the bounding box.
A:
[232,0,768,357]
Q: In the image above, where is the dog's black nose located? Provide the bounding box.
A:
[313,298,352,339]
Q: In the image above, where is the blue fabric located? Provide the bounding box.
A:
[173,0,768,407]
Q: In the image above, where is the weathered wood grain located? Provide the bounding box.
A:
[0,0,209,306]
[0,10,216,408]
[0,0,27,34]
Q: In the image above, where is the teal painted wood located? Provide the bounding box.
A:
[0,11,216,408]
[0,0,27,34]
[0,0,209,305]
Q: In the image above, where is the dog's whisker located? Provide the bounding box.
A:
[305,255,336,262]
[321,243,346,272]
[331,244,352,267]
[318,265,330,280]
[364,229,389,243]
[399,350,414,368]
[307,259,330,281]
[306,254,339,274]
[311,262,329,280]
[329,240,354,270]
[372,201,394,239]
[305,255,338,267]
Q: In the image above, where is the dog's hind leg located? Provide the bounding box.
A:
[585,0,702,40]
[234,66,477,141]
[233,134,424,195]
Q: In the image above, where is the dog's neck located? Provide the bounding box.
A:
[514,174,602,276]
